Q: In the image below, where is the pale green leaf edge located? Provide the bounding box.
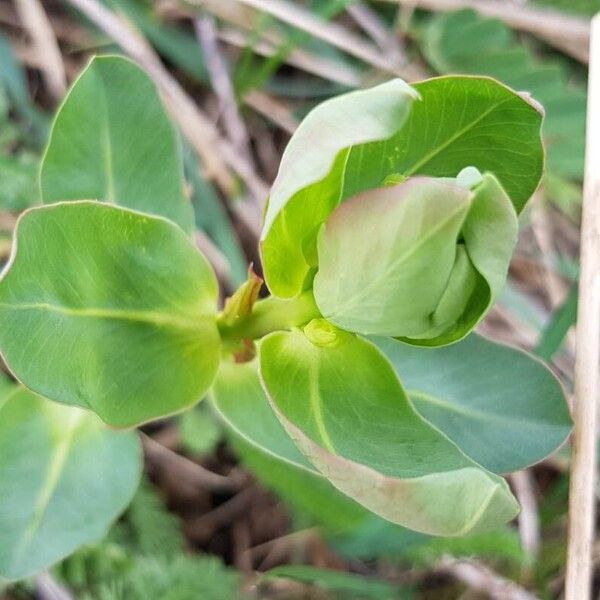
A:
[38,54,194,234]
[261,78,419,237]
[0,387,143,580]
[257,333,519,537]
[0,200,220,428]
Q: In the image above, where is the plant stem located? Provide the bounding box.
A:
[217,290,321,349]
[565,13,600,600]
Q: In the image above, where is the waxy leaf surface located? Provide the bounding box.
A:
[40,56,194,233]
[314,174,517,343]
[421,9,585,180]
[342,76,544,213]
[260,79,418,298]
[211,360,370,532]
[259,328,519,536]
[0,382,141,580]
[374,334,572,473]
[261,76,542,300]
[0,202,220,427]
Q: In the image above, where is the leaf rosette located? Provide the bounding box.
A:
[0,57,570,552]
[261,76,544,345]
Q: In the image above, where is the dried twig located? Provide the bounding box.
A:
[187,485,259,532]
[386,0,590,63]
[194,15,254,169]
[218,26,361,87]
[141,433,237,492]
[233,0,406,75]
[36,573,74,600]
[346,1,405,63]
[436,557,537,600]
[511,470,540,560]
[13,0,66,100]
[565,14,600,600]
[195,230,233,288]
[242,527,317,560]
[244,90,298,134]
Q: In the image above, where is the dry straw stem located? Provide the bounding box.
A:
[234,0,402,73]
[194,14,255,169]
[66,0,268,228]
[385,0,590,63]
[437,558,537,600]
[36,572,74,600]
[13,0,66,101]
[244,90,299,134]
[218,26,361,87]
[191,0,424,80]
[347,1,405,63]
[141,433,237,492]
[511,470,540,561]
[565,13,600,600]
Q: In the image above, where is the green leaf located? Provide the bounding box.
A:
[260,79,418,298]
[0,383,141,580]
[258,326,519,536]
[0,202,220,427]
[211,360,376,533]
[211,360,318,474]
[40,55,194,233]
[314,173,517,344]
[342,76,544,213]
[314,176,470,338]
[126,478,185,557]
[405,527,524,566]
[0,153,38,212]
[536,282,578,360]
[262,565,405,599]
[212,360,429,557]
[261,76,542,300]
[420,8,585,180]
[178,406,221,456]
[184,149,247,287]
[374,333,571,473]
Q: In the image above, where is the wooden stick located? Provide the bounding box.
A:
[565,14,600,600]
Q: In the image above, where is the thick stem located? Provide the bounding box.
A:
[217,290,321,349]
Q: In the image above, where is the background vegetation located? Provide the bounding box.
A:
[0,0,597,597]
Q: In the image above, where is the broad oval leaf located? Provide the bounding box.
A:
[40,55,194,233]
[211,360,515,560]
[0,382,141,580]
[421,9,585,180]
[342,75,544,213]
[373,334,572,473]
[260,79,418,298]
[0,201,220,427]
[211,359,315,473]
[314,174,517,343]
[211,360,371,533]
[259,326,519,536]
